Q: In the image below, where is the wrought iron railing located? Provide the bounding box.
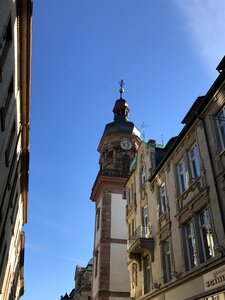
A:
[128,225,151,250]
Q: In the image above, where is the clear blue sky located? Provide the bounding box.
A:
[22,1,225,299]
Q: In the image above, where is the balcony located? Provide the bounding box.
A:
[127,225,154,263]
[99,168,127,178]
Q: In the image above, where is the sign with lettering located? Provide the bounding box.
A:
[203,265,225,291]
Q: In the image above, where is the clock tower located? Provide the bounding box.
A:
[90,82,141,300]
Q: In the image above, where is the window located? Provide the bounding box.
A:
[96,208,100,230]
[198,208,215,262]
[131,183,134,202]
[127,188,130,204]
[94,251,98,277]
[140,167,146,186]
[183,207,214,270]
[188,144,201,181]
[5,121,16,167]
[143,255,151,293]
[162,240,172,282]
[0,17,12,81]
[0,77,13,131]
[217,106,225,150]
[184,221,197,270]
[129,219,135,238]
[142,206,149,237]
[177,158,187,194]
[159,183,167,214]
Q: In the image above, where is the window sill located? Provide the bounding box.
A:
[176,176,202,210]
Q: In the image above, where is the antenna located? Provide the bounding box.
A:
[141,122,148,141]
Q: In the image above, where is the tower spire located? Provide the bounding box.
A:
[119,78,125,99]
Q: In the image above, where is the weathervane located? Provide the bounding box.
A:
[119,78,125,98]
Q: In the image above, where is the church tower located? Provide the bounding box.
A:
[90,81,141,300]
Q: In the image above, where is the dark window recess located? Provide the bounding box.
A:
[95,251,98,277]
[11,192,19,232]
[7,147,18,191]
[5,121,16,167]
[96,208,100,230]
[0,17,12,82]
[0,243,7,277]
[9,166,18,211]
[1,77,13,132]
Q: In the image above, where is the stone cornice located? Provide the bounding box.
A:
[90,174,126,202]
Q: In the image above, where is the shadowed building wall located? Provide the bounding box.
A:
[0,0,32,299]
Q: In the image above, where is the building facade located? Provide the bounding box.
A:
[0,0,32,299]
[90,83,141,300]
[60,258,93,300]
[126,56,225,300]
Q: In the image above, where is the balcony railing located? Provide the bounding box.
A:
[127,225,154,258]
[99,168,127,178]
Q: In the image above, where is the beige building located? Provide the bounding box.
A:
[61,258,93,300]
[90,83,141,300]
[126,56,225,300]
[73,258,93,300]
[0,0,32,299]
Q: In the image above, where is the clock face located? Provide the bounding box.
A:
[120,139,132,150]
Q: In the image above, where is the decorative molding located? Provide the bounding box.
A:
[176,186,209,224]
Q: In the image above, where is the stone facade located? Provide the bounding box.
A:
[0,0,32,299]
[126,57,225,300]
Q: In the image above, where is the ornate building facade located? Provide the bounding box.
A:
[90,83,141,300]
[0,0,32,299]
[126,56,225,300]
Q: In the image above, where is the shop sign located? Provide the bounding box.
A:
[203,265,225,291]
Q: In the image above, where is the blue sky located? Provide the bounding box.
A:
[22,1,225,299]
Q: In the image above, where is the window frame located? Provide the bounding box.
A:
[96,208,100,230]
[216,105,225,150]
[159,183,167,214]
[142,205,149,237]
[183,220,197,270]
[177,158,187,195]
[162,240,172,283]
[197,208,215,262]
[182,207,215,271]
[188,143,201,181]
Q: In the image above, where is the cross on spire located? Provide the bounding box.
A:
[119,78,125,98]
